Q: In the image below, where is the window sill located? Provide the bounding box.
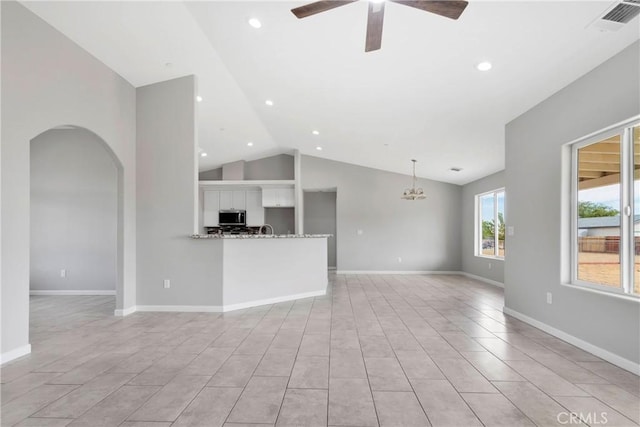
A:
[562,282,640,302]
[475,255,505,261]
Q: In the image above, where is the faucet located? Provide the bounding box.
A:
[259,224,274,235]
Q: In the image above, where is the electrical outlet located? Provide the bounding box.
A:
[508,226,515,236]
[546,292,552,304]
[163,279,171,289]
[398,257,402,263]
[488,263,492,270]
[60,269,66,278]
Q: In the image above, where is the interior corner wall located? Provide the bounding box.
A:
[30,129,117,292]
[136,76,223,307]
[505,40,640,367]
[301,155,462,272]
[1,2,136,360]
[461,170,505,284]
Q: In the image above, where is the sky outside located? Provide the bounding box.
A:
[579,182,640,214]
[481,192,505,221]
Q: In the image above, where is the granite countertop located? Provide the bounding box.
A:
[190,234,332,239]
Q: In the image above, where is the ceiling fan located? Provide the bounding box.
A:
[291,0,468,52]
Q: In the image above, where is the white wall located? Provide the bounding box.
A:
[301,155,462,272]
[30,129,117,292]
[505,41,640,368]
[461,170,505,284]
[1,2,136,360]
[136,76,223,307]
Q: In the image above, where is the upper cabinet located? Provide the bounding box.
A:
[204,189,264,227]
[219,190,246,210]
[262,188,295,208]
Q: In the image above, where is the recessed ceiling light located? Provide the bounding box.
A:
[247,142,254,147]
[196,95,203,103]
[316,146,323,151]
[265,100,274,106]
[200,152,207,157]
[312,130,320,135]
[248,18,262,29]
[476,61,492,71]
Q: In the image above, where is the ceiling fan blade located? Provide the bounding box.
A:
[291,1,358,19]
[390,0,468,20]
[365,1,385,52]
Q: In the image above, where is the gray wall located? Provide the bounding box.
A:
[199,154,294,181]
[304,192,337,268]
[199,168,222,181]
[245,154,294,180]
[1,2,136,359]
[31,129,117,292]
[301,155,462,272]
[222,160,245,180]
[136,76,223,306]
[461,170,505,284]
[265,208,295,235]
[505,41,640,365]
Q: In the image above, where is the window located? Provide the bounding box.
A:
[572,121,640,296]
[476,189,505,258]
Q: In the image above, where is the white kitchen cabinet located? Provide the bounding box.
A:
[219,191,233,210]
[203,190,220,226]
[232,190,246,210]
[262,188,295,208]
[245,190,264,226]
[219,190,246,210]
[279,188,295,206]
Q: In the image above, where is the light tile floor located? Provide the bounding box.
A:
[1,274,639,426]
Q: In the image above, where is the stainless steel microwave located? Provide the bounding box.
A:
[219,210,246,226]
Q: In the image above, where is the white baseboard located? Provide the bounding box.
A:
[336,270,461,275]
[222,290,326,312]
[460,272,504,288]
[114,306,137,317]
[1,344,32,365]
[503,307,640,375]
[124,290,328,315]
[30,290,116,296]
[135,305,223,313]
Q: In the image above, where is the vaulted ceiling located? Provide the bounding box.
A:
[21,1,640,184]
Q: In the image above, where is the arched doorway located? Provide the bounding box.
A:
[29,125,123,321]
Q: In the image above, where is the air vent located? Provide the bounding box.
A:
[602,2,640,23]
[587,1,640,32]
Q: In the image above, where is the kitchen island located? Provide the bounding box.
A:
[190,234,330,311]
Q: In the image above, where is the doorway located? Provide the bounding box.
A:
[304,190,337,269]
[30,127,118,319]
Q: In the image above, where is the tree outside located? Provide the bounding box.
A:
[578,201,619,218]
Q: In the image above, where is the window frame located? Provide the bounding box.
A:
[570,118,640,298]
[475,188,505,260]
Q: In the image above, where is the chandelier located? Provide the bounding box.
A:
[401,159,425,200]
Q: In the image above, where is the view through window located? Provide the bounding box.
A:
[574,123,640,295]
[477,189,505,258]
